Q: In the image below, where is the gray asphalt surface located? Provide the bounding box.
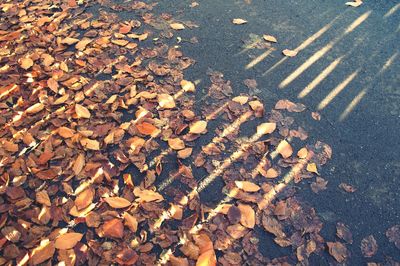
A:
[152,0,400,264]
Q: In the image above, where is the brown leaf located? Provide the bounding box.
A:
[36,190,51,206]
[75,104,91,119]
[75,38,92,51]
[282,49,298,57]
[75,187,95,211]
[101,218,124,238]
[196,249,217,266]
[339,183,357,193]
[256,123,276,135]
[136,122,158,136]
[72,153,85,176]
[133,187,164,202]
[232,18,247,25]
[327,242,348,263]
[80,138,100,150]
[263,34,277,43]
[26,103,44,115]
[336,222,353,244]
[123,212,138,232]
[30,239,55,265]
[238,203,255,229]
[189,120,208,134]
[177,148,193,159]
[168,138,185,150]
[157,94,176,109]
[61,37,79,45]
[58,127,75,138]
[54,232,83,250]
[104,197,131,209]
[235,181,260,192]
[310,177,328,193]
[361,235,378,257]
[20,57,33,70]
[276,140,293,159]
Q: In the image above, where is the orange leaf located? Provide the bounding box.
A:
[238,204,255,228]
[133,187,164,202]
[72,153,85,176]
[75,186,94,211]
[26,103,44,115]
[20,57,33,70]
[136,122,158,136]
[104,197,131,209]
[189,120,207,134]
[265,168,279,178]
[177,148,193,159]
[30,239,55,265]
[101,218,124,238]
[196,249,216,266]
[235,181,260,192]
[297,147,308,159]
[75,104,91,119]
[123,212,138,232]
[276,140,293,159]
[54,232,83,250]
[181,80,195,92]
[168,138,185,150]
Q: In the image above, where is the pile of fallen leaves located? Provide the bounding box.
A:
[0,0,399,265]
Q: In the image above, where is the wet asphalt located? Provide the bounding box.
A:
[149,0,400,264]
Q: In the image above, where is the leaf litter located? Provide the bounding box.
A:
[0,0,389,265]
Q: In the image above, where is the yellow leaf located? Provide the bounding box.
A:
[235,181,260,192]
[282,49,298,57]
[54,232,83,250]
[75,104,91,119]
[20,57,33,70]
[297,147,308,159]
[238,203,255,228]
[257,122,276,135]
[104,197,131,209]
[181,80,196,92]
[189,120,207,134]
[26,103,44,115]
[232,96,249,105]
[232,18,247,25]
[158,93,176,109]
[168,138,185,150]
[263,34,277,43]
[307,163,319,174]
[276,140,293,159]
[170,23,185,30]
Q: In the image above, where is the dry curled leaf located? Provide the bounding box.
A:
[361,235,378,257]
[232,18,247,25]
[54,232,83,250]
[104,197,131,209]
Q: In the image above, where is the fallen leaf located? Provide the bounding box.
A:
[136,122,158,136]
[104,197,131,209]
[133,187,164,202]
[306,163,319,174]
[58,127,75,138]
[75,187,94,211]
[75,38,92,51]
[26,103,44,114]
[189,120,208,134]
[72,153,85,176]
[346,1,363,7]
[238,204,255,229]
[311,112,321,121]
[265,168,279,178]
[101,218,124,238]
[327,242,348,263]
[178,148,193,159]
[54,232,83,250]
[235,181,260,192]
[282,49,298,57]
[311,177,328,193]
[232,18,247,25]
[170,23,185,30]
[339,183,357,193]
[263,34,277,43]
[36,190,51,206]
[297,147,308,159]
[123,212,138,232]
[232,96,249,105]
[75,104,91,119]
[181,80,196,92]
[276,140,293,158]
[196,249,216,266]
[61,37,79,45]
[20,57,33,70]
[257,123,276,135]
[158,94,176,109]
[361,235,378,257]
[168,138,185,150]
[80,138,100,150]
[30,239,55,265]
[337,222,353,244]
